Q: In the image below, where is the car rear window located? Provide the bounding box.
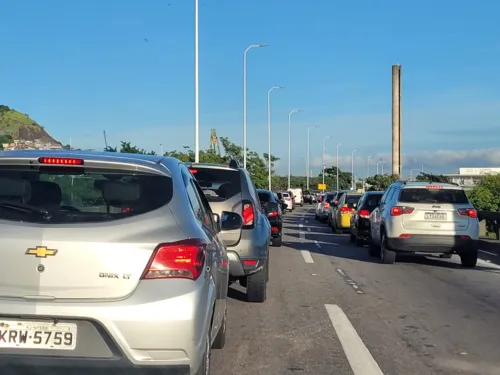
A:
[399,187,469,204]
[190,168,241,202]
[282,192,289,197]
[345,195,362,208]
[0,166,173,224]
[363,194,383,209]
[325,194,335,202]
[258,191,272,202]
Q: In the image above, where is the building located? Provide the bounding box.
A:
[443,167,500,188]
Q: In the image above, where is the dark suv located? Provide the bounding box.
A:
[186,160,271,303]
[257,189,283,247]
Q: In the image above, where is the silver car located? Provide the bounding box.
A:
[0,150,242,374]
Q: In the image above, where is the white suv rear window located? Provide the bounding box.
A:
[399,187,469,204]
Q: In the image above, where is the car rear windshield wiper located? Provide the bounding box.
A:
[0,202,54,221]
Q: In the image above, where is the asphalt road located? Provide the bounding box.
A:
[213,206,500,375]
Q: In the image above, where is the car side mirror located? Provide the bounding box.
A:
[221,211,243,232]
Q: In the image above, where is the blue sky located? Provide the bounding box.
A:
[1,0,499,177]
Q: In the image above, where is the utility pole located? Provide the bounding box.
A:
[392,65,402,177]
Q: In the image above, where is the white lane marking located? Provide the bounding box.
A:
[299,223,304,228]
[315,239,339,246]
[301,250,315,263]
[307,227,311,232]
[325,304,384,375]
[314,240,321,248]
[300,231,305,240]
[479,249,497,256]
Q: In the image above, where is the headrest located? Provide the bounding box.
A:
[30,181,62,204]
[0,178,31,198]
[102,181,141,203]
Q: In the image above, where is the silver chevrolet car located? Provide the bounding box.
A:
[0,150,242,375]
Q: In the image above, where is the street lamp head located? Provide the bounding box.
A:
[337,142,342,147]
[353,149,358,152]
[258,44,268,47]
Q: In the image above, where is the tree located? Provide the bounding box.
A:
[365,174,399,191]
[415,172,450,183]
[468,174,500,212]
[103,136,281,189]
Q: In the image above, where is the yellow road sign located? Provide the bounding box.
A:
[318,183,326,190]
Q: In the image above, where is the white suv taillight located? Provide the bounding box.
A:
[458,208,477,219]
[141,239,206,280]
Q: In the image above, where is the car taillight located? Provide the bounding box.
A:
[458,208,477,219]
[268,210,278,217]
[242,200,254,228]
[141,239,206,280]
[324,202,330,209]
[189,168,198,174]
[122,207,132,213]
[38,157,84,165]
[340,206,353,213]
[334,200,338,205]
[359,209,370,218]
[390,206,414,216]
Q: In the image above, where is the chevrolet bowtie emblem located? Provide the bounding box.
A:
[26,246,58,258]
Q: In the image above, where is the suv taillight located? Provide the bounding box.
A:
[242,200,255,228]
[458,208,477,219]
[340,206,353,213]
[324,202,330,209]
[390,206,414,216]
[141,239,206,280]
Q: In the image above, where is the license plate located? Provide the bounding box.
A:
[0,320,77,350]
[424,212,447,220]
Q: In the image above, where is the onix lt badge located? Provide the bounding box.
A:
[26,246,58,258]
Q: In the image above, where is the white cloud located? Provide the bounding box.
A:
[311,148,500,175]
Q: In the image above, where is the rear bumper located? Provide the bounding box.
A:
[227,251,266,277]
[0,279,214,374]
[386,235,479,254]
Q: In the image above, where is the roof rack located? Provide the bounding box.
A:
[228,159,241,169]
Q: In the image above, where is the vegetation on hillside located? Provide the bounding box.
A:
[0,105,60,145]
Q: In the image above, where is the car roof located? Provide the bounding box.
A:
[0,150,174,177]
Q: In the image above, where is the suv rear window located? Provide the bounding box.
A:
[325,194,335,202]
[399,187,469,204]
[0,166,173,224]
[191,168,241,202]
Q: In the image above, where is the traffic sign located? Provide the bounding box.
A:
[318,183,326,190]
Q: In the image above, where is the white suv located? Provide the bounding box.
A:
[369,181,479,267]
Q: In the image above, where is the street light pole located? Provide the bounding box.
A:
[287,109,302,189]
[306,125,318,191]
[267,86,284,190]
[322,136,331,187]
[351,149,358,190]
[243,44,268,169]
[377,160,383,175]
[367,156,372,179]
[194,0,199,162]
[336,143,342,191]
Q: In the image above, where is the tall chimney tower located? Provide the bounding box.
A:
[392,65,402,177]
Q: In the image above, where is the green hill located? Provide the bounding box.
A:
[0,105,61,146]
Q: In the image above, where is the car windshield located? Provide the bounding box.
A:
[0,166,173,224]
[399,187,469,204]
[190,168,241,202]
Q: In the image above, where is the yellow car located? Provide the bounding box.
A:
[331,193,362,233]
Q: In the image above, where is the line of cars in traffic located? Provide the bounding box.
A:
[0,150,287,375]
[315,182,480,267]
